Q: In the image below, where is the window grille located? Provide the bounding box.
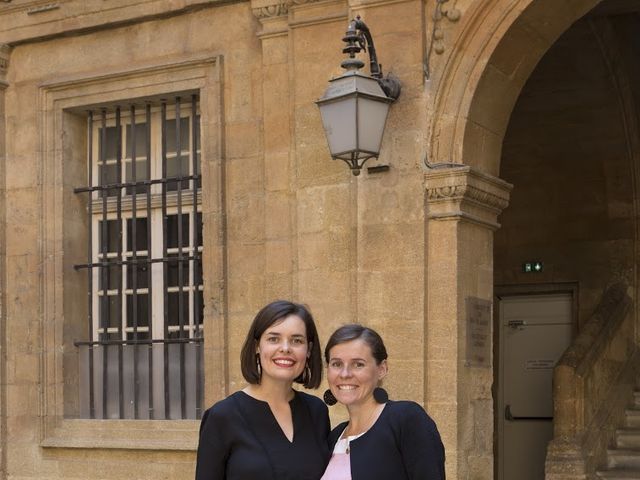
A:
[74,95,203,420]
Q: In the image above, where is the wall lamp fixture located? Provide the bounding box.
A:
[316,16,401,176]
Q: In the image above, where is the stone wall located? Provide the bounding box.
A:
[0,0,434,478]
[0,0,637,479]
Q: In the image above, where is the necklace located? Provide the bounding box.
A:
[341,404,384,454]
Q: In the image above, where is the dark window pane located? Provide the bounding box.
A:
[166,155,189,191]
[98,220,120,253]
[166,214,190,249]
[99,163,118,184]
[125,160,149,195]
[99,163,120,198]
[195,115,200,150]
[195,290,204,327]
[125,123,148,159]
[196,213,202,247]
[99,258,120,291]
[195,152,201,189]
[98,126,120,198]
[98,126,118,161]
[126,256,149,289]
[194,115,201,189]
[167,254,190,288]
[126,294,149,329]
[167,331,182,340]
[126,218,148,252]
[126,330,150,341]
[100,331,122,342]
[167,291,189,327]
[100,295,120,330]
[165,118,190,153]
[193,259,203,287]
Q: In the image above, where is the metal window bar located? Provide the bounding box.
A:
[115,108,125,419]
[87,111,95,419]
[161,101,170,420]
[130,104,139,419]
[74,98,203,420]
[99,109,109,420]
[145,103,154,420]
[176,97,187,419]
[191,94,203,417]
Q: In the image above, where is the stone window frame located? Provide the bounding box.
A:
[37,53,227,450]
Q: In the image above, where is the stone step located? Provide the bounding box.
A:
[626,409,640,428]
[617,429,640,449]
[596,469,640,480]
[608,449,640,470]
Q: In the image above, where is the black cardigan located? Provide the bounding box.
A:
[196,391,330,480]
[328,400,445,480]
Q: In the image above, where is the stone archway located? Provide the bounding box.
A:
[427,0,601,175]
[423,1,604,479]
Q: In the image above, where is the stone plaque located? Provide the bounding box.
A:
[466,297,492,368]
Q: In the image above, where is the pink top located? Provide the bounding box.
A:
[320,453,351,480]
[320,432,365,480]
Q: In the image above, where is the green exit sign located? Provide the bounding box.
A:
[522,261,543,273]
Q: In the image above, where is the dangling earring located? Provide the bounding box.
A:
[256,353,262,379]
[303,360,311,385]
[373,387,389,404]
[323,389,337,406]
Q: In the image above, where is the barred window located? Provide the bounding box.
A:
[74,96,203,420]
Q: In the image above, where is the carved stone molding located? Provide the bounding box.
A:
[425,165,512,230]
[251,0,321,20]
[252,2,289,19]
[432,0,460,54]
[424,0,461,77]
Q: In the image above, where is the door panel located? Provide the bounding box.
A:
[498,293,572,480]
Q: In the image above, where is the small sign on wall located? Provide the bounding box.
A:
[522,261,543,273]
[525,359,555,370]
[466,297,492,368]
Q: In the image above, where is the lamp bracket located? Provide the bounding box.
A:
[423,152,468,170]
[341,16,401,100]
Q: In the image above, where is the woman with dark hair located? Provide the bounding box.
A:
[320,324,445,480]
[195,300,330,480]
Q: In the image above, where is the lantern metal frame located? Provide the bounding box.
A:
[316,16,401,176]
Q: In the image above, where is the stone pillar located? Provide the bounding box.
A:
[252,0,296,300]
[0,43,9,480]
[425,166,512,480]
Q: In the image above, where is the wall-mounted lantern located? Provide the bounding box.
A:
[316,16,401,176]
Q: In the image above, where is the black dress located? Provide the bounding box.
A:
[195,391,330,480]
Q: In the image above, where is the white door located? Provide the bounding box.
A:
[498,293,573,480]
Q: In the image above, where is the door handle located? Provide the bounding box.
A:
[505,404,553,421]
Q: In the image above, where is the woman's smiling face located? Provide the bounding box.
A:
[256,314,310,385]
[327,338,387,407]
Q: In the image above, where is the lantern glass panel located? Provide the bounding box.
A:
[357,97,390,155]
[319,96,357,156]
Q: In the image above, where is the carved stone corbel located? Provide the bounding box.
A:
[425,165,512,230]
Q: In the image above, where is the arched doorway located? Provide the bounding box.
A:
[496,5,640,479]
[425,1,639,478]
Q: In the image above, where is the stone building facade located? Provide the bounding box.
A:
[0,0,638,479]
